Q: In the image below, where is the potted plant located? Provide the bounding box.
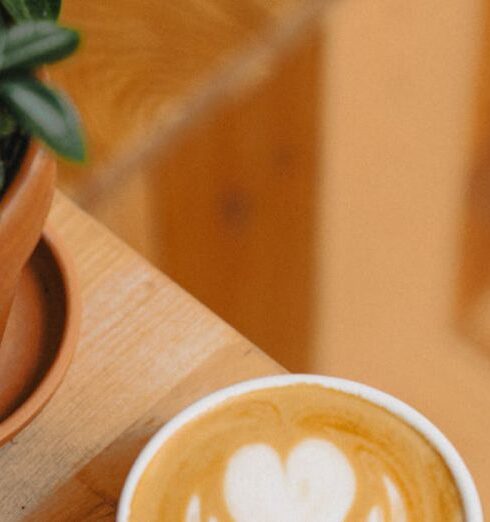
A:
[0,0,84,344]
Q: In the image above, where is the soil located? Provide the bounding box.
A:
[0,131,29,198]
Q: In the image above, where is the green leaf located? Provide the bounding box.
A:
[0,0,30,21]
[0,9,7,28]
[0,75,85,161]
[0,0,61,21]
[0,24,5,70]
[1,22,79,72]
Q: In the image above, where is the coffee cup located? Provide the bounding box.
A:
[118,374,483,521]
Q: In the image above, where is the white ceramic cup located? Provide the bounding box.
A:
[117,374,483,521]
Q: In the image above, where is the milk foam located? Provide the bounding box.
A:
[185,438,407,522]
[383,476,406,522]
[366,507,383,522]
[185,495,218,522]
[225,439,356,522]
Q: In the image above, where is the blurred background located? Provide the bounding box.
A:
[50,0,489,506]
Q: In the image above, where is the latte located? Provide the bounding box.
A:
[128,383,464,521]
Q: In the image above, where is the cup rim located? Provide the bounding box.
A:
[117,374,483,521]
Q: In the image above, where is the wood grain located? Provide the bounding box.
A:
[0,193,283,521]
[51,0,330,205]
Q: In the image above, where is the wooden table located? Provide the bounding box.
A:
[0,193,283,521]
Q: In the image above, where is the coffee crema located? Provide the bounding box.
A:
[129,384,464,521]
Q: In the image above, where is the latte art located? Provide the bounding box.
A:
[224,439,356,522]
[129,385,464,521]
[185,440,405,522]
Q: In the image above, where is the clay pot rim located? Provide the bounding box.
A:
[0,223,81,444]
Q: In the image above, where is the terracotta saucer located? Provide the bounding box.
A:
[0,225,80,445]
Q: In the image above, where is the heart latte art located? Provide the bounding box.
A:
[186,439,405,522]
[129,385,463,521]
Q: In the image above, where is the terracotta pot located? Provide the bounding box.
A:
[0,141,56,342]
